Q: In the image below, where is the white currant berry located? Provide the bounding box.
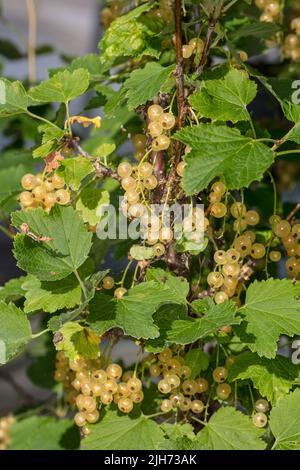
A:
[252,412,268,428]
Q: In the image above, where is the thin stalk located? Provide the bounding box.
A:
[26,0,37,84]
[276,149,300,157]
[31,328,50,339]
[0,225,14,239]
[74,269,87,301]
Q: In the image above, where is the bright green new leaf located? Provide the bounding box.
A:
[12,206,93,281]
[57,157,94,190]
[146,268,190,305]
[0,164,29,205]
[82,408,164,450]
[29,69,90,104]
[99,3,159,65]
[269,389,300,450]
[129,245,154,261]
[196,407,266,450]
[175,124,274,195]
[229,351,300,404]
[76,181,109,226]
[0,301,32,363]
[238,279,300,358]
[124,62,175,110]
[167,299,237,344]
[55,321,100,361]
[0,78,28,116]
[189,69,257,122]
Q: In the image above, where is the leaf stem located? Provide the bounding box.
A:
[31,328,50,339]
[276,149,300,157]
[26,110,59,128]
[0,225,14,239]
[74,269,88,301]
[120,259,134,288]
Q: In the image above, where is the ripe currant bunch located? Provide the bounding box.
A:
[54,352,144,436]
[255,0,281,23]
[0,415,15,451]
[19,172,70,211]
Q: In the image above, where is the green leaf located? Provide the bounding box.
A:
[167,299,237,345]
[89,271,188,340]
[29,69,89,104]
[146,268,190,304]
[0,301,32,363]
[0,78,28,116]
[238,279,300,359]
[174,124,274,195]
[67,53,104,81]
[269,389,300,450]
[82,408,164,450]
[124,62,175,110]
[189,69,257,123]
[22,274,82,314]
[99,3,159,66]
[184,349,209,379]
[145,304,188,353]
[12,206,92,281]
[55,322,100,361]
[231,21,280,40]
[129,245,154,261]
[9,416,80,450]
[196,407,266,450]
[57,157,94,190]
[94,143,116,158]
[229,352,300,404]
[76,181,109,226]
[0,276,27,302]
[159,423,196,450]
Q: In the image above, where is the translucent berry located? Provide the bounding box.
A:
[170,392,184,407]
[148,121,163,137]
[207,271,224,288]
[43,179,55,192]
[147,104,163,121]
[117,162,132,178]
[234,235,252,256]
[222,262,240,277]
[55,189,70,205]
[230,202,247,219]
[44,192,56,208]
[132,134,147,150]
[139,162,153,179]
[19,191,33,207]
[85,410,99,424]
[181,379,197,395]
[251,243,266,259]
[226,248,240,263]
[214,291,228,304]
[101,392,113,405]
[179,365,191,379]
[255,399,270,413]
[74,412,86,427]
[269,250,281,262]
[273,220,291,238]
[21,173,37,190]
[214,250,227,265]
[144,175,158,190]
[114,287,127,299]
[150,364,161,377]
[127,377,142,393]
[121,176,136,191]
[182,44,193,58]
[92,370,107,382]
[216,383,231,400]
[152,135,170,151]
[211,202,227,218]
[212,367,228,383]
[179,397,191,411]
[161,399,173,412]
[106,363,122,380]
[159,348,172,363]
[252,412,268,428]
[165,374,181,389]
[131,390,144,403]
[159,113,176,130]
[158,379,171,394]
[52,174,65,189]
[102,379,118,394]
[239,50,248,62]
[191,400,204,414]
[125,189,140,204]
[118,397,133,414]
[211,181,226,197]
[245,210,260,226]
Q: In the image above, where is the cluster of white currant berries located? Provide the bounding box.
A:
[0,415,15,450]
[255,0,281,23]
[20,173,70,211]
[101,275,129,300]
[54,352,143,436]
[208,181,228,219]
[147,104,175,152]
[252,398,270,428]
[283,17,300,62]
[270,217,300,277]
[182,37,204,59]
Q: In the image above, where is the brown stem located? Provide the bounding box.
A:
[197,1,224,75]
[287,203,300,222]
[174,0,185,132]
[0,370,37,404]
